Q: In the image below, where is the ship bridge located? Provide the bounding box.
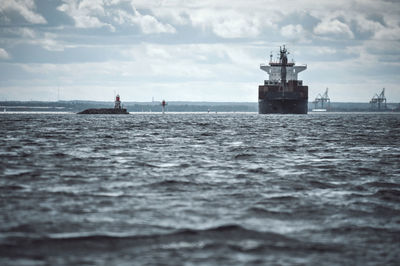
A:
[260,46,306,82]
[260,63,307,81]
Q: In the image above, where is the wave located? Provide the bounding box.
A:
[134,161,159,168]
[2,225,294,244]
[0,224,344,258]
[264,195,299,201]
[327,225,400,237]
[247,207,292,218]
[365,181,400,189]
[308,180,337,189]
[0,184,27,191]
[373,189,400,202]
[234,153,254,159]
[147,179,197,188]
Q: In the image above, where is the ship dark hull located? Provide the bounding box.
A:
[259,98,307,114]
[258,82,308,114]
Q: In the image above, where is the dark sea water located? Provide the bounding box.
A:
[0,112,399,265]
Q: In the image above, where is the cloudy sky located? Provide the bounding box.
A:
[0,0,399,102]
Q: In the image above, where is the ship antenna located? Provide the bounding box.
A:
[270,52,273,63]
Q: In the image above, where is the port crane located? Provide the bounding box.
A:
[313,88,330,110]
[370,88,387,110]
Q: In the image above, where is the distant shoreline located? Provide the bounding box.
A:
[1,101,399,113]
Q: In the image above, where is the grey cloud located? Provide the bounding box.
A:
[278,12,320,32]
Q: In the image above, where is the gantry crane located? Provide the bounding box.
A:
[370,88,387,110]
[313,88,330,110]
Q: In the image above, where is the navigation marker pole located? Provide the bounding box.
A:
[161,100,167,114]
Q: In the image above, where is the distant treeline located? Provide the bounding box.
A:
[0,101,257,112]
[1,101,399,112]
[309,102,400,112]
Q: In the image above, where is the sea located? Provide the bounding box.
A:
[0,112,399,265]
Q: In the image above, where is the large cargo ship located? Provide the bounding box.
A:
[258,46,308,114]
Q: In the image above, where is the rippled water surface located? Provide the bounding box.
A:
[1,112,400,265]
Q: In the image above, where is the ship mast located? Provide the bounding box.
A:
[280,45,288,95]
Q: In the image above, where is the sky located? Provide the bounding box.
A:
[0,0,399,102]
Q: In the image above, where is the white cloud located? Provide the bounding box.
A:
[0,48,11,59]
[130,7,176,34]
[210,13,260,38]
[19,27,36,38]
[35,33,65,51]
[78,0,105,16]
[355,16,384,34]
[57,0,115,31]
[120,43,255,79]
[212,16,260,38]
[281,25,304,37]
[112,8,176,34]
[373,27,400,41]
[0,0,47,24]
[3,27,36,38]
[280,24,311,43]
[105,1,278,38]
[152,8,190,26]
[314,19,354,39]
[3,28,65,51]
[182,8,268,38]
[57,0,175,33]
[315,47,337,55]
